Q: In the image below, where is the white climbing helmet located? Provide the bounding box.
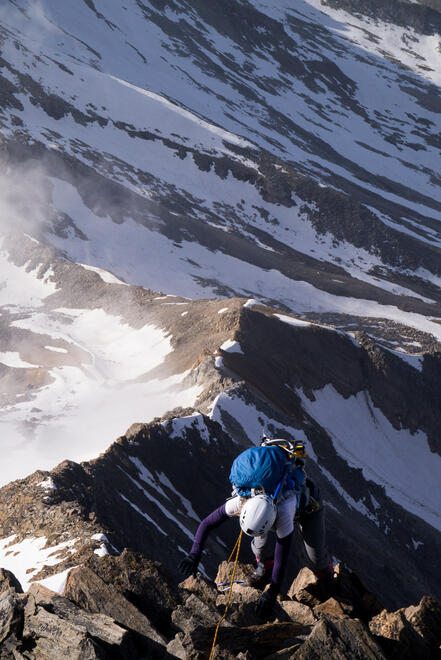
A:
[239,494,277,537]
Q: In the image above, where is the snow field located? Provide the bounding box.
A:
[45,180,441,345]
[0,534,78,592]
[0,245,57,308]
[298,385,441,531]
[0,300,202,486]
[3,0,440,226]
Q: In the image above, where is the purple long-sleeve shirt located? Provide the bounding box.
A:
[190,503,292,590]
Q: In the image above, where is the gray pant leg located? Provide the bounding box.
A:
[251,533,269,562]
[298,506,329,572]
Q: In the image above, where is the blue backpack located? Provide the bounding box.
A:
[229,446,305,498]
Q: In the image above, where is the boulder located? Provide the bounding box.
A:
[172,593,225,633]
[0,569,23,595]
[215,561,255,587]
[369,608,429,659]
[403,595,441,650]
[23,583,136,659]
[64,565,168,656]
[182,621,305,659]
[292,615,387,659]
[167,632,187,659]
[215,582,269,627]
[0,587,24,656]
[265,645,302,659]
[85,549,180,635]
[179,573,219,607]
[313,597,353,620]
[279,600,316,626]
[216,582,261,604]
[287,567,322,607]
[369,596,441,659]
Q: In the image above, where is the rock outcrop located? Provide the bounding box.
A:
[0,551,440,658]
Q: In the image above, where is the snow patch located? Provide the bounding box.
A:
[0,303,202,485]
[0,535,78,591]
[157,472,199,521]
[38,477,57,491]
[36,566,77,594]
[0,352,35,368]
[220,339,244,354]
[243,299,259,308]
[0,248,57,308]
[80,263,128,285]
[167,413,211,444]
[275,314,311,328]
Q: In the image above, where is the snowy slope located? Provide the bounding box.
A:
[0,0,441,611]
[0,0,441,311]
[0,234,203,485]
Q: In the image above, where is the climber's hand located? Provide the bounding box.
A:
[179,553,199,578]
[255,584,278,617]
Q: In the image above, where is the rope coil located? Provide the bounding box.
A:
[208,530,243,660]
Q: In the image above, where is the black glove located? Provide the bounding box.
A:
[255,584,278,617]
[179,552,199,578]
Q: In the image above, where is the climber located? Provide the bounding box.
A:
[179,437,333,617]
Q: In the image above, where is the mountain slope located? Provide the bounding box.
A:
[1,302,441,609]
[1,0,441,625]
[1,0,441,307]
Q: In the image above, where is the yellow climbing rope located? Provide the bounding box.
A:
[208,530,243,660]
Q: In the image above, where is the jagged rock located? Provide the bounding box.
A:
[292,615,387,659]
[0,569,23,595]
[369,608,429,659]
[287,567,322,607]
[369,596,441,659]
[265,645,302,659]
[179,574,219,607]
[172,593,226,633]
[279,600,317,626]
[288,564,376,621]
[333,563,384,621]
[215,581,261,611]
[84,550,180,636]
[313,597,353,620]
[0,587,24,655]
[167,632,187,659]
[215,582,265,627]
[64,565,168,657]
[25,610,102,660]
[403,595,441,650]
[182,621,305,658]
[23,583,136,659]
[0,571,24,657]
[215,561,255,586]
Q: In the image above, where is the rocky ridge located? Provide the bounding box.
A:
[0,551,440,659]
[1,4,441,655]
[1,226,441,607]
[0,391,440,613]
